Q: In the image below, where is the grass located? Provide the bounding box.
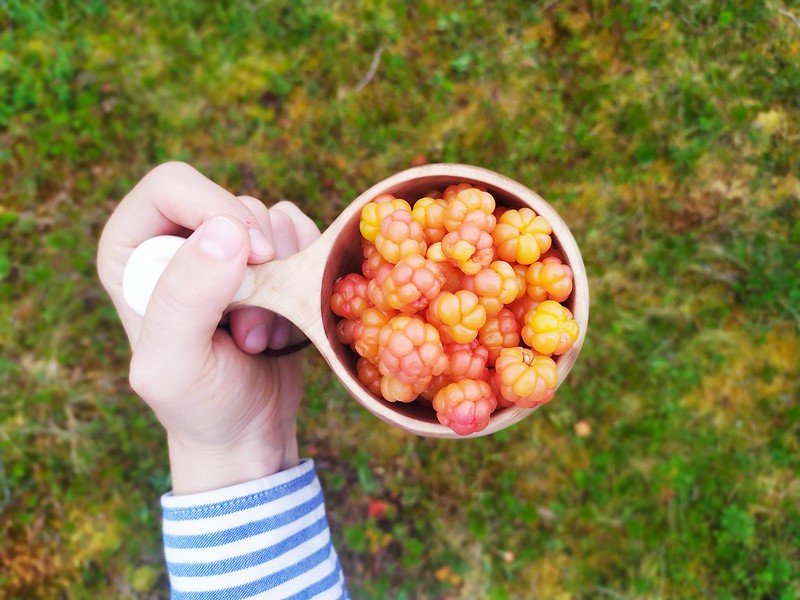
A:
[1,1,799,597]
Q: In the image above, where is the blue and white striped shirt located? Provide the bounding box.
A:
[161,459,348,599]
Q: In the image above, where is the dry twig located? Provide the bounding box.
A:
[778,7,800,28]
[354,46,384,92]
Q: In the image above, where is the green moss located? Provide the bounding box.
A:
[2,0,799,597]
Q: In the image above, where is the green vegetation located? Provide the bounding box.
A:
[1,1,799,597]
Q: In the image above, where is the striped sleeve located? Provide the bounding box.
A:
[161,459,348,599]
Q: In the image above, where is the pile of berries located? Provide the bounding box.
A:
[330,185,579,436]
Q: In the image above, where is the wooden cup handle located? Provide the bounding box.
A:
[122,233,329,344]
[229,240,328,342]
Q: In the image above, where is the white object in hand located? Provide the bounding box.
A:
[122,235,255,317]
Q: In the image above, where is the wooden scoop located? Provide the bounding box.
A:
[123,164,589,438]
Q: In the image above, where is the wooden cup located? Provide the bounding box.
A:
[226,163,589,439]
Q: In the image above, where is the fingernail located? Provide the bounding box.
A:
[198,216,243,260]
[270,318,291,349]
[245,324,269,352]
[248,228,274,259]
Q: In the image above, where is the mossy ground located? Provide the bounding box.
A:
[1,1,799,598]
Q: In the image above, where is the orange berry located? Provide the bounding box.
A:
[433,379,497,435]
[359,194,411,242]
[443,183,471,201]
[424,242,461,292]
[512,263,528,300]
[353,307,394,362]
[521,300,579,356]
[357,358,382,396]
[381,254,444,314]
[487,368,515,408]
[424,305,452,345]
[377,316,448,384]
[362,242,390,279]
[441,223,494,275]
[508,295,541,328]
[381,374,428,403]
[375,209,427,264]
[442,182,486,202]
[494,347,558,408]
[366,263,394,312]
[336,318,359,346]
[444,340,489,380]
[420,373,452,403]
[525,257,574,303]
[411,196,448,244]
[461,260,519,316]
[478,308,520,364]
[444,188,496,232]
[426,241,448,263]
[439,262,462,293]
[492,208,552,264]
[330,273,370,319]
[426,290,487,344]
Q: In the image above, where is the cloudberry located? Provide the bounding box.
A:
[359,194,411,242]
[441,223,494,275]
[362,242,390,279]
[521,300,579,356]
[336,318,359,346]
[375,209,427,264]
[419,373,451,403]
[525,257,573,303]
[411,196,448,244]
[377,316,448,384]
[426,290,487,344]
[442,182,485,202]
[381,375,428,403]
[433,379,497,435]
[487,368,515,409]
[444,187,496,232]
[461,261,519,316]
[444,340,489,380]
[330,273,370,319]
[512,263,528,300]
[353,307,393,363]
[508,295,541,329]
[381,254,444,314]
[492,208,552,264]
[357,358,382,397]
[366,263,394,312]
[478,308,520,364]
[494,347,558,408]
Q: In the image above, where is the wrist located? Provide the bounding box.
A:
[166,427,299,495]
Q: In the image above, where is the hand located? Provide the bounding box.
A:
[97,162,320,494]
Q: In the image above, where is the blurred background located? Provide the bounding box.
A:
[1,1,799,598]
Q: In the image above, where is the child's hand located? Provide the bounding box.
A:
[97,162,320,494]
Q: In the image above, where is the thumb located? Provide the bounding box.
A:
[134,215,250,377]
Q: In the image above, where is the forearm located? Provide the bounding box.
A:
[161,460,347,599]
